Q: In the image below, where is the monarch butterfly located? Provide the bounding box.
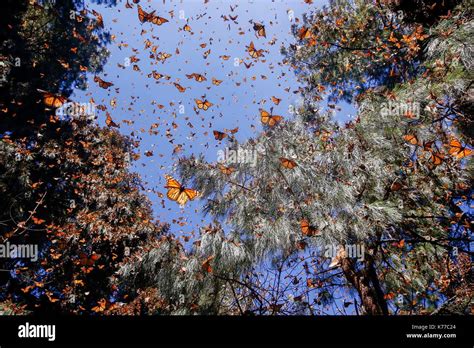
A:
[403,134,418,146]
[186,73,207,82]
[271,96,281,105]
[78,253,101,267]
[390,181,403,191]
[137,4,153,22]
[260,108,283,127]
[150,71,164,80]
[183,24,192,32]
[213,130,228,140]
[298,26,312,40]
[201,255,214,273]
[226,127,239,134]
[448,138,472,159]
[157,52,172,61]
[220,55,231,61]
[229,15,238,21]
[300,219,319,237]
[253,22,266,38]
[92,299,107,313]
[138,5,168,25]
[91,9,104,28]
[423,140,434,152]
[430,152,444,166]
[94,76,114,89]
[195,99,213,110]
[105,113,119,128]
[218,164,235,175]
[244,61,253,69]
[149,15,169,26]
[173,83,186,93]
[280,157,297,169]
[247,41,264,58]
[165,175,198,206]
[39,90,67,108]
[203,49,211,59]
[212,77,223,86]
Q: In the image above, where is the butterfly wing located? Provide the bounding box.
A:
[280,157,297,169]
[268,115,283,127]
[403,134,418,145]
[213,130,227,140]
[260,109,271,124]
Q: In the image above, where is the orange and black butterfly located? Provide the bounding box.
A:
[212,77,223,86]
[186,73,207,82]
[78,253,101,267]
[149,71,166,80]
[165,175,198,206]
[430,152,444,166]
[244,61,253,69]
[91,299,107,313]
[213,130,228,140]
[195,99,213,110]
[279,157,297,169]
[38,89,67,108]
[260,108,283,127]
[218,164,235,175]
[448,138,472,159]
[157,52,172,62]
[271,96,281,105]
[105,113,120,128]
[149,15,169,26]
[298,26,312,40]
[183,23,192,32]
[403,134,419,146]
[300,219,319,237]
[247,41,264,59]
[173,83,186,93]
[94,76,114,89]
[138,5,168,25]
[253,22,266,38]
[226,127,239,134]
[203,49,211,59]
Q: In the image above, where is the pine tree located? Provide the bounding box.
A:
[169,0,473,314]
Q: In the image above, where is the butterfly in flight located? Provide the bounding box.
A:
[195,99,213,110]
[94,76,114,89]
[212,77,223,86]
[165,175,198,206]
[253,22,266,38]
[213,130,228,140]
[38,89,67,108]
[247,41,264,59]
[260,108,283,127]
[186,73,207,82]
[137,5,169,26]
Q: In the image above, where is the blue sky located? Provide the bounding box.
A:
[73,0,355,245]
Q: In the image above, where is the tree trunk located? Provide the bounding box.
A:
[340,256,388,315]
